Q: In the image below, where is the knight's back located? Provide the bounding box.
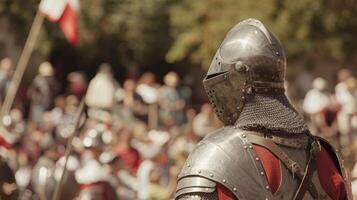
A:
[176,126,350,200]
[175,18,351,200]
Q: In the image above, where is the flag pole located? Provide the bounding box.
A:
[0,9,45,118]
[52,98,86,200]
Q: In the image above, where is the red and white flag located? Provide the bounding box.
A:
[39,0,79,45]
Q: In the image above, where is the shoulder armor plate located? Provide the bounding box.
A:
[315,136,353,200]
[176,126,273,200]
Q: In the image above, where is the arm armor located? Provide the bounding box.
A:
[175,176,217,200]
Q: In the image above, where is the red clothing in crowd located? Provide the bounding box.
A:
[114,145,142,175]
[217,144,347,200]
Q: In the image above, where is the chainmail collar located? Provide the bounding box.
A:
[235,94,310,136]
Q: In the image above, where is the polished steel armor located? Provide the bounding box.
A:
[175,127,350,200]
[203,18,285,125]
[176,18,352,200]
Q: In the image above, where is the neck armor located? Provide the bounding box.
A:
[203,18,286,125]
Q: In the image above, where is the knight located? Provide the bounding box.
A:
[175,18,352,200]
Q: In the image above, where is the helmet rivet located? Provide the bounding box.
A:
[233,187,237,192]
[235,61,247,72]
[198,170,201,174]
[222,179,226,183]
[275,51,279,56]
[210,174,214,177]
[247,87,252,94]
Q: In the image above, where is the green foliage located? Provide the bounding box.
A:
[78,0,172,69]
[0,0,356,72]
[168,0,357,68]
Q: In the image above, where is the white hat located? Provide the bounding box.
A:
[39,62,54,76]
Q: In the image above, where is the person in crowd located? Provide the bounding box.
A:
[158,71,186,127]
[335,69,357,137]
[303,77,331,132]
[75,127,118,200]
[314,96,341,149]
[28,62,60,128]
[86,63,120,110]
[122,79,149,122]
[0,57,14,104]
[66,71,87,99]
[192,103,217,138]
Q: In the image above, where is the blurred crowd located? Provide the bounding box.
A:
[0,58,221,200]
[0,56,357,199]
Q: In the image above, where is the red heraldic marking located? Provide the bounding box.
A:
[216,144,347,200]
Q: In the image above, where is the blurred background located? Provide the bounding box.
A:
[0,0,357,199]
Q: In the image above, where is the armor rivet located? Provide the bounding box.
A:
[210,174,214,177]
[249,145,253,149]
[254,30,258,34]
[276,59,280,63]
[275,51,279,55]
[187,164,190,167]
[233,126,237,129]
[206,188,209,191]
[255,157,260,161]
[265,186,270,190]
[233,187,237,192]
[242,134,246,138]
[260,171,264,176]
[244,145,248,150]
[265,198,269,200]
[222,179,226,183]
[198,170,201,174]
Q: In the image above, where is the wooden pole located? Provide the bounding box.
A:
[0,10,44,117]
[52,98,86,200]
